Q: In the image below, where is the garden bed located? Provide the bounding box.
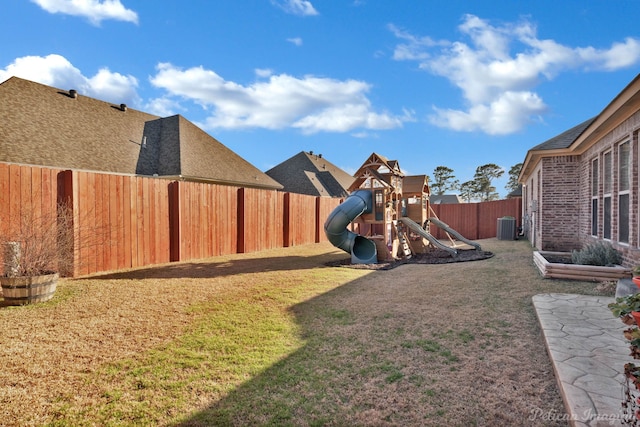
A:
[533,250,631,281]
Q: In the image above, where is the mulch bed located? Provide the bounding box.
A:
[542,254,573,264]
[325,248,494,270]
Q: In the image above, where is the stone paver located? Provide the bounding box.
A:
[533,293,635,426]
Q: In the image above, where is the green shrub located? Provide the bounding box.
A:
[571,241,622,266]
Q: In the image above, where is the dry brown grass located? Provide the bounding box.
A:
[0,239,610,426]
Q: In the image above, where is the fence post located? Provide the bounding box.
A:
[315,197,321,243]
[168,181,181,262]
[283,192,291,247]
[475,202,481,240]
[237,187,246,253]
[56,170,76,277]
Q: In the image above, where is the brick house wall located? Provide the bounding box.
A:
[523,157,582,252]
[578,109,640,266]
[538,155,582,251]
[523,107,640,267]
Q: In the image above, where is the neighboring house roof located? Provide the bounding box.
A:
[265,151,354,197]
[430,194,463,204]
[506,184,522,198]
[0,77,282,190]
[520,73,640,182]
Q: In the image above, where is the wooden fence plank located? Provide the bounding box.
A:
[0,164,9,239]
[110,174,121,270]
[316,197,342,243]
[149,178,158,264]
[95,173,106,272]
[30,166,42,224]
[20,165,32,226]
[109,174,119,271]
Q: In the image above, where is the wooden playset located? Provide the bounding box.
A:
[325,152,480,263]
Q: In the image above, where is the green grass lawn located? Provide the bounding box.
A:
[0,239,609,426]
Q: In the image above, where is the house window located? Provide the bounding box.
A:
[591,158,598,236]
[619,141,630,243]
[603,151,612,239]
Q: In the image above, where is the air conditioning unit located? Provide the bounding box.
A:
[497,217,516,240]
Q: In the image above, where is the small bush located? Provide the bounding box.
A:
[571,241,622,266]
[1,202,74,277]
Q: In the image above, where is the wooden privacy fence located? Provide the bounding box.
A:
[1,163,522,278]
[1,163,341,277]
[429,198,522,240]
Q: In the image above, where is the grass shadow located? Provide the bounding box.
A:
[76,253,348,280]
[171,239,601,426]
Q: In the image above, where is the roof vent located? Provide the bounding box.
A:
[69,89,77,99]
[120,103,127,111]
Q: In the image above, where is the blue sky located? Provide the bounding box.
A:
[2,1,640,197]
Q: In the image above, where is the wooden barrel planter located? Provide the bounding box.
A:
[0,273,59,306]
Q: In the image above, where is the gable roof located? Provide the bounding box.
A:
[402,175,430,196]
[348,152,405,192]
[265,151,354,197]
[0,77,282,190]
[352,152,404,178]
[520,73,640,182]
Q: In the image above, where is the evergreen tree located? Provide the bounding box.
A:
[473,164,504,201]
[429,166,459,195]
[458,180,478,202]
[506,163,523,193]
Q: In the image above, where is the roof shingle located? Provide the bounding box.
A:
[0,77,282,189]
[265,151,354,197]
[530,117,596,151]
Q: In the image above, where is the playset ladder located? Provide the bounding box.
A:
[396,224,412,258]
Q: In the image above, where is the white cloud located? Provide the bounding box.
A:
[287,37,303,47]
[292,103,402,134]
[576,37,640,71]
[391,14,640,134]
[388,24,445,61]
[429,91,546,135]
[0,54,140,106]
[144,96,179,117]
[149,63,408,134]
[255,68,274,78]
[31,0,138,25]
[271,0,318,16]
[85,68,140,105]
[351,131,375,139]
